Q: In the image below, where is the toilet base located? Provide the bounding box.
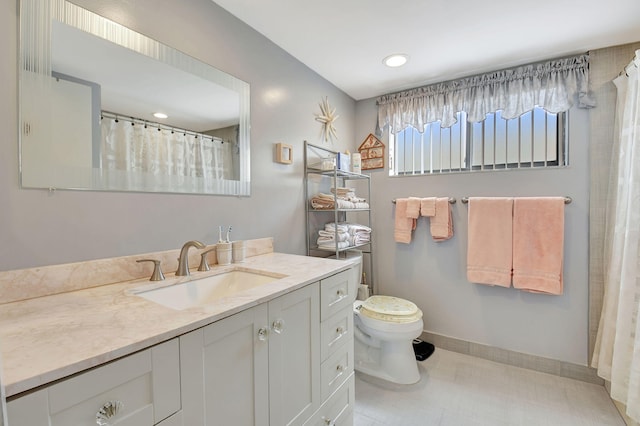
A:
[354,335,421,384]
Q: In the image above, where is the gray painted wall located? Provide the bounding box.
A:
[354,98,591,365]
[0,0,355,271]
[0,0,615,367]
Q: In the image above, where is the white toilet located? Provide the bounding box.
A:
[353,295,424,384]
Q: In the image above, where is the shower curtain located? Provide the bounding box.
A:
[100,117,234,192]
[592,49,640,423]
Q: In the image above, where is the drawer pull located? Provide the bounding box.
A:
[258,327,269,341]
[322,417,336,426]
[271,319,285,334]
[96,400,124,425]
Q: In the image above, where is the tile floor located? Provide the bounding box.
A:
[354,348,625,426]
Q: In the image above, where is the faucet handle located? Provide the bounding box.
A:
[198,248,217,272]
[137,259,166,281]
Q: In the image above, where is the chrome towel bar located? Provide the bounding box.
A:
[392,198,456,204]
[460,196,572,204]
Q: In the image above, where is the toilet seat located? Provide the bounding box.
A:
[359,295,423,324]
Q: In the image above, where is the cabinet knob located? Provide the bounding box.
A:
[336,364,346,373]
[257,327,269,341]
[96,400,124,425]
[336,326,344,335]
[271,319,285,334]
[322,417,336,426]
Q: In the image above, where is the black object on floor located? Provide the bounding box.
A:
[413,339,435,361]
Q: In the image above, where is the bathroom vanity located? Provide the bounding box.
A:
[0,238,357,425]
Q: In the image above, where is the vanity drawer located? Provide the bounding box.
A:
[7,339,180,426]
[320,338,353,401]
[304,373,354,426]
[321,305,353,361]
[320,270,356,321]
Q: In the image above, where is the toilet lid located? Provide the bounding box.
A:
[360,295,423,323]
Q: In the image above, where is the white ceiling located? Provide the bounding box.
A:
[212,0,640,100]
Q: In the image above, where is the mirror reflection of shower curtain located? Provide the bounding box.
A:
[100,117,234,189]
[592,49,640,424]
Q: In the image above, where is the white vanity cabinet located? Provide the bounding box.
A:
[180,268,356,426]
[313,269,356,426]
[180,282,321,426]
[5,266,356,426]
[6,339,181,426]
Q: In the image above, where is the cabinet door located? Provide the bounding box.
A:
[180,303,269,426]
[269,282,321,426]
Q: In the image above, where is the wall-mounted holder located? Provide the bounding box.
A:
[275,143,293,164]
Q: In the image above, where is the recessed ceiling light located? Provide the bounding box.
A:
[383,54,409,68]
[153,112,168,119]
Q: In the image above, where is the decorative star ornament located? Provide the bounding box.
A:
[314,97,339,143]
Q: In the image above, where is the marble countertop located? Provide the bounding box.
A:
[0,252,351,397]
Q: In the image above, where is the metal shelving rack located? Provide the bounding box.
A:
[303,141,374,293]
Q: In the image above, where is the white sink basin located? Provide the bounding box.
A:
[134,270,285,310]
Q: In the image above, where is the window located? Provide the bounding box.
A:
[389,107,568,175]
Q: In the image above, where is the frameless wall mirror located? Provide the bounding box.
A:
[19,0,250,196]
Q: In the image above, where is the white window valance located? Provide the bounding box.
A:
[377,53,595,131]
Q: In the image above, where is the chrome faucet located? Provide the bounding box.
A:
[176,240,206,276]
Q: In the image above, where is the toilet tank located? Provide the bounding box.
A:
[329,250,364,299]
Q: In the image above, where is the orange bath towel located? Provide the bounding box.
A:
[512,197,565,295]
[466,197,513,287]
[394,198,416,244]
[430,197,454,242]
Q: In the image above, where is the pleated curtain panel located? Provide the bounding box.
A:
[592,50,640,423]
[377,53,595,132]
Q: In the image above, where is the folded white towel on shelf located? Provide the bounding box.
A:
[310,192,369,210]
[317,241,351,250]
[318,230,350,242]
[353,202,370,209]
[319,223,372,247]
[348,195,367,203]
[325,223,350,232]
[346,223,372,234]
[352,235,371,245]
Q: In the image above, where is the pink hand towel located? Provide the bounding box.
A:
[420,198,436,217]
[406,197,421,219]
[512,197,564,295]
[430,197,453,242]
[394,198,416,244]
[466,197,513,287]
